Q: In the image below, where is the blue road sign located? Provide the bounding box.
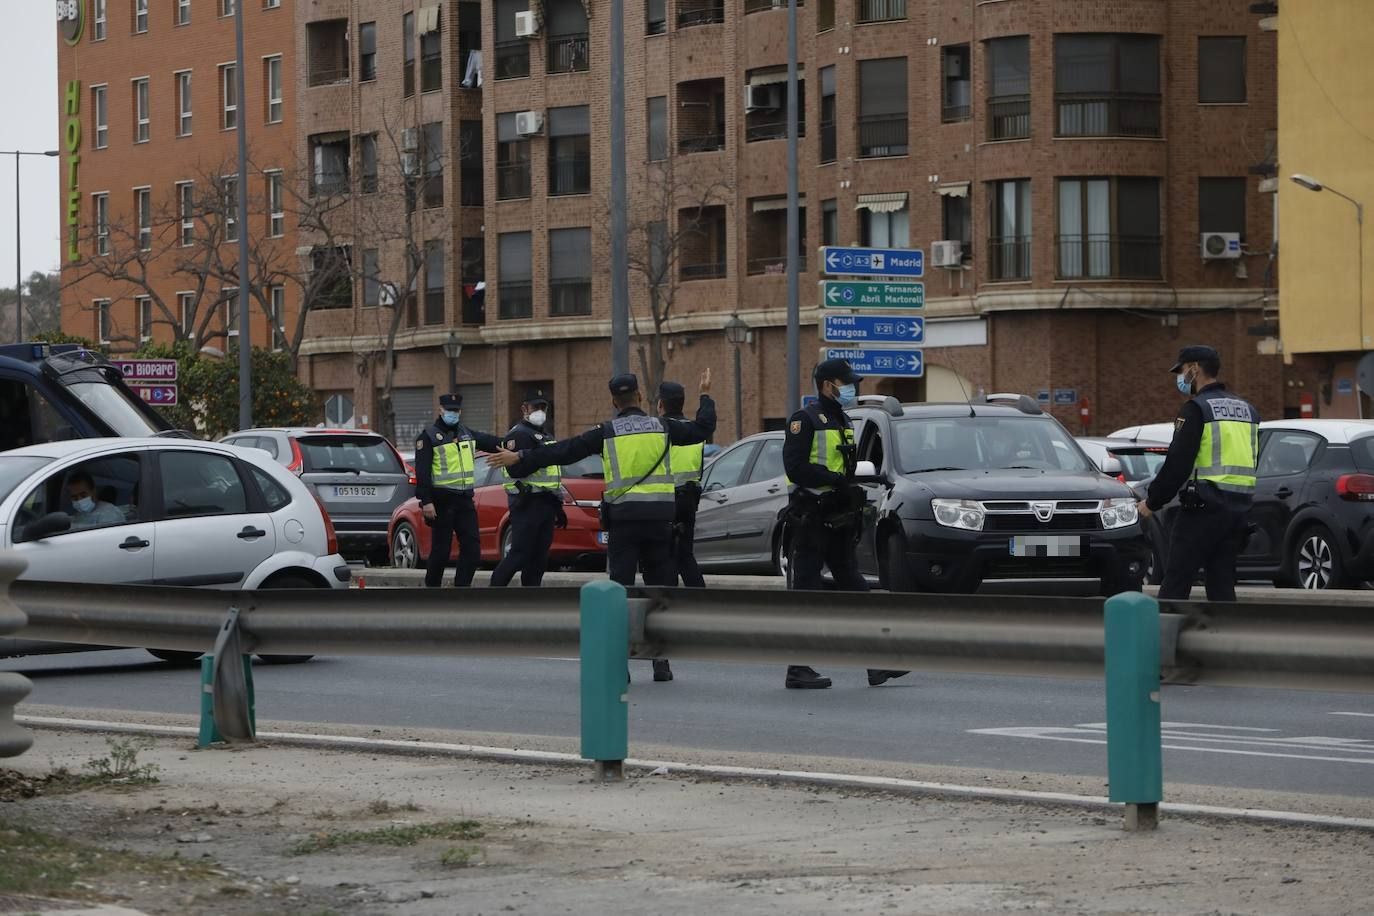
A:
[824,348,924,378]
[1053,388,1078,406]
[820,246,925,278]
[822,314,924,345]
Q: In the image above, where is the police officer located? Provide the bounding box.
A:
[659,381,706,588]
[491,390,566,588]
[1138,345,1259,602]
[413,392,506,588]
[489,370,715,683]
[781,358,908,690]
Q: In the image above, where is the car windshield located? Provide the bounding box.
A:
[561,454,604,478]
[297,435,403,474]
[1111,448,1168,481]
[61,378,166,437]
[894,416,1094,474]
[0,456,52,500]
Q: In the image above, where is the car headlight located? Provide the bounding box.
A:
[932,498,985,532]
[1099,497,1139,530]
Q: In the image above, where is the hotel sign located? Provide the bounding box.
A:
[57,0,84,45]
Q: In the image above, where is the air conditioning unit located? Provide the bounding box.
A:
[514,10,538,38]
[401,127,419,152]
[744,83,781,112]
[1201,232,1242,260]
[931,240,963,268]
[515,110,544,136]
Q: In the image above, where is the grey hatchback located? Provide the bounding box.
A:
[694,430,789,574]
[221,427,413,564]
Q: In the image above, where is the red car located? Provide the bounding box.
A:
[387,454,607,570]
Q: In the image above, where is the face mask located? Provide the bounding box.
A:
[527,410,547,428]
[72,496,95,514]
[442,410,462,426]
[836,383,858,407]
[1175,372,1193,396]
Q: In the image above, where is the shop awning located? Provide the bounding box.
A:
[936,182,970,198]
[855,192,908,213]
[752,195,805,212]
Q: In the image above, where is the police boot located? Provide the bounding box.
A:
[785,666,832,689]
[653,659,673,682]
[867,669,910,687]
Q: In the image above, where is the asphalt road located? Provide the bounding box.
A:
[7,649,1372,799]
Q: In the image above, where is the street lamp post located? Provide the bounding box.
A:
[724,314,750,441]
[442,331,463,395]
[7,150,60,342]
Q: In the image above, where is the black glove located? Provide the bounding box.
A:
[555,507,568,529]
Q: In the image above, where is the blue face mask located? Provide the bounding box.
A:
[836,383,858,407]
[442,410,462,426]
[1175,372,1192,396]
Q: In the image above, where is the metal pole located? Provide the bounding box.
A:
[609,0,629,375]
[233,0,253,430]
[733,343,743,441]
[579,581,628,780]
[14,154,22,341]
[784,0,800,415]
[448,356,457,395]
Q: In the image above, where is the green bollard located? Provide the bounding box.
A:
[580,580,629,781]
[197,654,256,749]
[1104,591,1163,831]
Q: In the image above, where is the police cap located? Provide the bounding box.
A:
[522,388,551,408]
[439,392,463,409]
[813,358,863,385]
[658,381,685,401]
[1169,345,1220,373]
[609,373,639,395]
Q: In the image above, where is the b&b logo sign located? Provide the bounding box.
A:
[57,0,84,45]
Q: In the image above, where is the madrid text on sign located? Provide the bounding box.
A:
[819,246,925,278]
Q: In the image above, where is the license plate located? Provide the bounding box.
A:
[1010,535,1083,558]
[333,485,378,498]
[596,531,609,546]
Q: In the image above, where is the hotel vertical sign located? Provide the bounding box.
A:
[58,0,84,261]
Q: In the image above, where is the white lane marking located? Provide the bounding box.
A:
[18,715,1374,831]
[1330,711,1374,719]
[971,725,1374,765]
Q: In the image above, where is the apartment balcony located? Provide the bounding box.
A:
[1055,93,1162,138]
[678,0,724,27]
[1055,234,1162,280]
[987,95,1030,141]
[681,261,727,281]
[549,154,592,197]
[547,33,589,74]
[679,130,726,155]
[494,39,530,80]
[988,236,1032,281]
[856,0,905,23]
[857,114,908,158]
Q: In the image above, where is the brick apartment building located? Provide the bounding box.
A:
[57,0,298,359]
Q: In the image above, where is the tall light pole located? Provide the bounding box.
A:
[784,0,801,416]
[233,0,253,430]
[442,331,463,395]
[7,150,60,342]
[724,313,750,441]
[608,0,629,374]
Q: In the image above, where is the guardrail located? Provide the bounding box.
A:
[0,555,31,758]
[4,558,1372,830]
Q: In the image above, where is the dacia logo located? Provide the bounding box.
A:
[1032,502,1055,522]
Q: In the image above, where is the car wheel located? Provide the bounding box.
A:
[256,574,319,664]
[1293,525,1347,590]
[146,649,203,664]
[391,522,420,569]
[771,525,789,579]
[883,532,919,593]
[500,525,513,559]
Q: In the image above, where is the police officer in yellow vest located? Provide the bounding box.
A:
[489,370,715,682]
[781,358,908,690]
[659,380,707,588]
[491,389,566,588]
[1138,346,1259,601]
[413,392,506,588]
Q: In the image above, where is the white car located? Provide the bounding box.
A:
[0,438,349,659]
[1108,422,1177,444]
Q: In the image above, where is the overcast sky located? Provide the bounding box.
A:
[0,2,60,286]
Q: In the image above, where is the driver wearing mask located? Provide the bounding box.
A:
[65,470,126,530]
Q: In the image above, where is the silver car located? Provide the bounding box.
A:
[221,427,412,564]
[694,431,789,574]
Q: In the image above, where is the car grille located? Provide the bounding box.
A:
[984,557,1096,579]
[984,514,1103,532]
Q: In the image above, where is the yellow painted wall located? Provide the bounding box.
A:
[1278,1,1374,353]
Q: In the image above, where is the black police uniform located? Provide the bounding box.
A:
[781,358,908,690]
[1146,346,1259,602]
[491,395,564,588]
[507,375,716,588]
[661,381,707,588]
[413,394,504,588]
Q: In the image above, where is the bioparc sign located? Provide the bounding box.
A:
[58,1,84,262]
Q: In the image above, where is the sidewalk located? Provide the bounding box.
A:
[3,726,1370,915]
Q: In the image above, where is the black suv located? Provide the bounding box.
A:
[0,343,176,451]
[846,395,1150,594]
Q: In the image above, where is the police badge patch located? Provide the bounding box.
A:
[789,420,801,434]
[415,438,425,451]
[505,439,516,449]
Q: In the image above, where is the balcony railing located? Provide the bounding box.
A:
[678,1,725,27]
[679,131,726,154]
[987,95,1030,140]
[747,254,808,275]
[496,161,531,200]
[308,66,350,87]
[549,279,592,316]
[988,236,1032,280]
[498,282,533,320]
[744,0,803,12]
[820,119,836,162]
[681,261,727,281]
[494,39,530,80]
[1055,234,1162,280]
[547,33,590,73]
[857,114,908,158]
[857,0,905,23]
[942,81,971,122]
[745,115,806,142]
[1055,93,1162,138]
[549,154,592,196]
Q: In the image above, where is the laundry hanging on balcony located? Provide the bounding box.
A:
[462,49,483,87]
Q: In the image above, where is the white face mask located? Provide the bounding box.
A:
[72,495,95,514]
[527,409,547,428]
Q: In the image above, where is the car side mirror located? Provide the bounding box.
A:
[1101,456,1123,476]
[854,460,883,483]
[21,512,73,543]
[704,480,724,492]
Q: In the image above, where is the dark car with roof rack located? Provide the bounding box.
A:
[845,394,1150,595]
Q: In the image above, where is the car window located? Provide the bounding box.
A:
[702,442,757,491]
[256,436,280,459]
[1257,431,1322,477]
[746,439,785,484]
[1110,448,1168,481]
[0,456,52,502]
[894,416,1093,473]
[561,454,604,478]
[1351,435,1374,473]
[296,435,403,474]
[159,451,249,518]
[857,422,885,469]
[0,380,74,451]
[248,464,292,512]
[12,452,143,541]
